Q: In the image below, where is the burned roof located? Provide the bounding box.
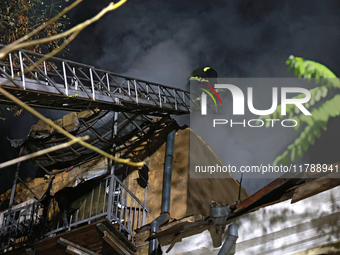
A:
[10,110,178,173]
[137,164,340,249]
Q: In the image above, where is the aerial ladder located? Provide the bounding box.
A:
[0,45,198,254]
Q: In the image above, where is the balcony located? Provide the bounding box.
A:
[0,174,148,254]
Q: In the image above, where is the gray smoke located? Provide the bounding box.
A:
[65,0,340,194]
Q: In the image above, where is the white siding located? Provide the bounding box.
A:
[162,185,340,255]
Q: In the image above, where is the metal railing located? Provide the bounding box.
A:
[45,174,148,242]
[0,44,198,114]
[0,200,41,252]
[0,174,148,253]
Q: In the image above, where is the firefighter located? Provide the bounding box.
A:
[189,66,218,84]
[186,66,221,110]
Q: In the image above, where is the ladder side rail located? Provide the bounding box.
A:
[64,62,93,99]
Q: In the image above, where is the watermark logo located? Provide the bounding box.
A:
[201,84,311,116]
[200,84,311,128]
[198,83,223,113]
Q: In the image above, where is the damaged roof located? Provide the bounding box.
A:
[137,164,340,248]
[10,110,178,173]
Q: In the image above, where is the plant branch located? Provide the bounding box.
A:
[0,136,89,169]
[0,0,84,58]
[0,87,144,167]
[24,28,81,75]
[0,0,127,59]
[0,0,141,168]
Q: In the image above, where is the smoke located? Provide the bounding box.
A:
[68,0,340,77]
[63,0,340,194]
[2,0,340,195]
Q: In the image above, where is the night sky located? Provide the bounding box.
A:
[1,0,340,195]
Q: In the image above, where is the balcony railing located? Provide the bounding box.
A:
[46,174,148,242]
[0,200,41,252]
[0,174,148,253]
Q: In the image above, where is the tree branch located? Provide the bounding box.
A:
[0,86,144,167]
[0,0,127,59]
[0,0,84,58]
[0,136,89,169]
[0,0,142,168]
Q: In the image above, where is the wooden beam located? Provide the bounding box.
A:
[102,231,133,255]
[234,177,288,213]
[66,245,91,255]
[57,237,99,255]
[231,171,304,215]
[96,223,136,252]
[104,221,135,249]
[25,248,35,255]
[134,215,205,247]
[292,175,340,203]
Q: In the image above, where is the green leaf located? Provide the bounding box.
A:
[313,125,321,138]
[297,145,303,158]
[308,131,315,145]
[273,156,282,167]
[321,86,328,97]
[292,116,300,131]
[290,146,297,162]
[282,151,289,166]
[300,131,309,151]
[315,89,322,101]
[288,144,294,150]
[300,115,314,126]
